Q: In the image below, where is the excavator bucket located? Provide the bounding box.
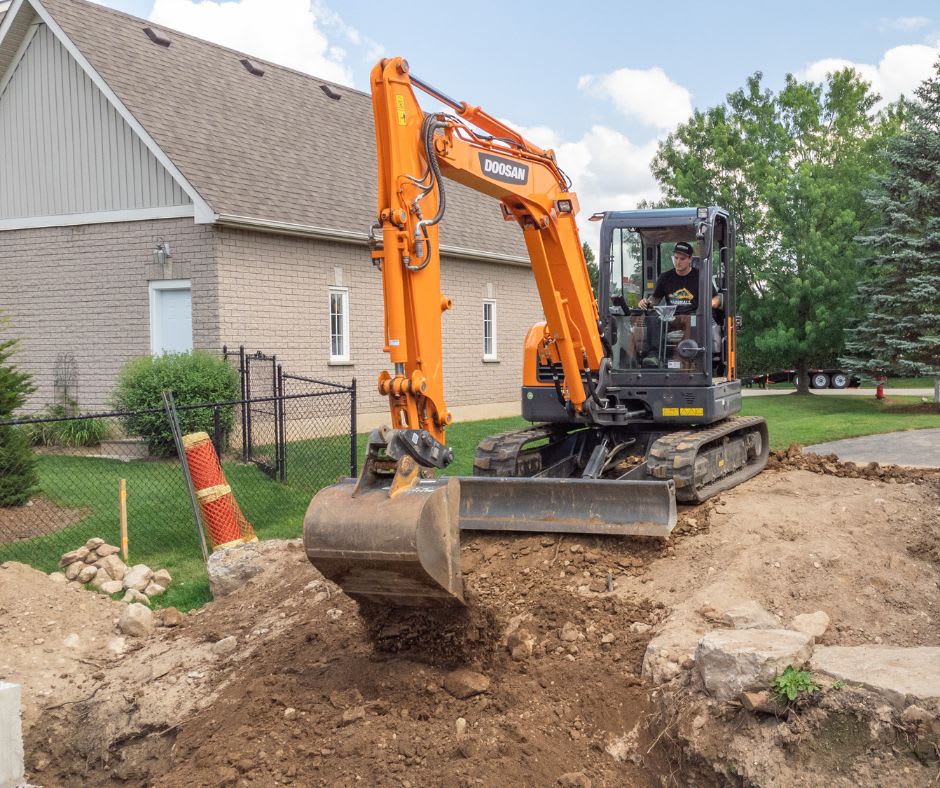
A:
[303,476,464,607]
[457,476,677,537]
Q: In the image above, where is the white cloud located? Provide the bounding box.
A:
[799,43,939,106]
[878,16,930,32]
[577,67,692,130]
[148,0,364,86]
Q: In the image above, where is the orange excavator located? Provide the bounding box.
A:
[303,58,768,607]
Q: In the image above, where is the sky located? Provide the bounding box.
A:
[88,0,940,247]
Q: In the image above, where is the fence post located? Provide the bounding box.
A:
[276,364,286,482]
[238,345,248,462]
[350,377,357,477]
[244,351,253,464]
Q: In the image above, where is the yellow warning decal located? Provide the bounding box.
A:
[662,407,679,416]
[680,407,704,416]
[395,95,407,125]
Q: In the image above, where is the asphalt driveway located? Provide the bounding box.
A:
[804,429,940,469]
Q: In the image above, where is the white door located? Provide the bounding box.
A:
[150,280,193,354]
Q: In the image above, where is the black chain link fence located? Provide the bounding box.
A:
[0,383,356,607]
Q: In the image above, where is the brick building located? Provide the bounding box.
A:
[0,0,543,426]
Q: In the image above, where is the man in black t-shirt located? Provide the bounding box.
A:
[635,241,721,366]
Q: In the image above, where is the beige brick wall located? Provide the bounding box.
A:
[214,227,544,424]
[0,218,217,412]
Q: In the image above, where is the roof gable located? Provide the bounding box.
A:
[28,0,527,261]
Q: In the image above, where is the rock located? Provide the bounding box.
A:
[59,547,90,567]
[106,637,126,656]
[790,611,830,639]
[207,543,264,597]
[84,537,105,550]
[811,646,940,709]
[284,707,297,720]
[721,600,781,630]
[67,580,83,590]
[122,565,153,592]
[443,669,490,699]
[161,607,183,627]
[696,629,814,701]
[99,580,124,595]
[95,544,120,557]
[560,622,581,642]
[558,772,591,788]
[642,625,702,683]
[340,706,365,726]
[152,568,172,587]
[62,633,81,649]
[455,717,468,737]
[902,705,933,725]
[95,554,127,581]
[329,688,363,709]
[326,608,343,621]
[212,636,237,656]
[77,565,98,583]
[121,589,150,604]
[506,627,536,660]
[144,582,166,597]
[630,622,651,634]
[82,551,98,564]
[740,690,787,715]
[64,561,84,581]
[601,633,616,645]
[118,603,154,637]
[48,572,68,584]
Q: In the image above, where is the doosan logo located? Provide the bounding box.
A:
[479,153,529,185]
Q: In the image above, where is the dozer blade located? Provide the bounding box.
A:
[457,476,677,537]
[303,476,464,607]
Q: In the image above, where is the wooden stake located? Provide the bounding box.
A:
[119,478,128,562]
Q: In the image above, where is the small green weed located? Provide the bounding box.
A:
[772,666,820,702]
[830,680,845,690]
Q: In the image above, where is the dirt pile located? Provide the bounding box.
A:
[2,462,938,786]
[776,442,940,484]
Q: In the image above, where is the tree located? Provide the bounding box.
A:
[841,61,940,405]
[582,241,600,298]
[652,70,900,391]
[0,315,38,506]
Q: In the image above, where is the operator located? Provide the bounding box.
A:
[635,241,721,368]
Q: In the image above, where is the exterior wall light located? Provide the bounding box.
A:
[153,240,172,276]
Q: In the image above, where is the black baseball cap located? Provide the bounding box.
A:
[674,241,693,257]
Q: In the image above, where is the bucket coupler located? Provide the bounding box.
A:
[303,427,465,607]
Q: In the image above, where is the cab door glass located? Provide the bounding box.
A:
[609,228,643,308]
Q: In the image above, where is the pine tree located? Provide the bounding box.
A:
[842,60,940,404]
[0,315,38,506]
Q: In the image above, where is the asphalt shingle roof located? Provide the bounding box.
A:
[34,0,527,260]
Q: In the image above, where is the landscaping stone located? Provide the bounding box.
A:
[84,538,105,550]
[95,544,120,557]
[58,547,89,567]
[443,669,490,699]
[98,580,124,595]
[64,562,83,581]
[143,582,166,597]
[161,607,183,627]
[720,600,781,630]
[207,543,265,597]
[95,554,127,582]
[811,646,940,709]
[121,589,150,605]
[77,565,98,584]
[118,603,153,637]
[696,629,814,701]
[122,565,153,592]
[48,572,67,584]
[152,568,172,587]
[790,611,830,639]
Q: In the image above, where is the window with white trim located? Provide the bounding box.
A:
[483,299,497,361]
[329,287,350,363]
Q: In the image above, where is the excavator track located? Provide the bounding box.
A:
[646,415,768,504]
[473,424,573,478]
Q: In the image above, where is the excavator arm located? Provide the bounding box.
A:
[369,57,603,443]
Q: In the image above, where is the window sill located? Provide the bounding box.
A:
[328,360,354,366]
[482,357,500,363]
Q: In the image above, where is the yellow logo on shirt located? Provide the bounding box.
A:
[670,287,694,303]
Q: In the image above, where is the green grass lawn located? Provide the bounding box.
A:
[3,394,935,612]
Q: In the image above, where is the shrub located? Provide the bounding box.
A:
[111,351,239,457]
[0,316,38,506]
[25,404,110,447]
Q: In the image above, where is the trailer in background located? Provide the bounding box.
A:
[742,368,861,390]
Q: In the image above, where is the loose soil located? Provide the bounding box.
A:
[0,497,88,543]
[1,453,938,787]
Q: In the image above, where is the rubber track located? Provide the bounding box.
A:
[473,424,566,477]
[645,415,768,504]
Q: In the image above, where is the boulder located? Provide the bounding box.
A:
[152,568,172,587]
[76,565,98,584]
[95,554,127,582]
[720,601,781,630]
[643,625,702,683]
[207,543,264,597]
[84,537,105,550]
[811,646,940,709]
[64,561,83,581]
[443,669,490,699]
[790,611,830,639]
[95,544,120,558]
[211,636,237,656]
[161,607,183,627]
[121,589,150,605]
[98,580,124,595]
[48,572,68,584]
[559,622,581,642]
[122,564,153,592]
[118,603,153,637]
[82,551,98,564]
[696,629,814,701]
[59,547,89,567]
[144,582,166,597]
